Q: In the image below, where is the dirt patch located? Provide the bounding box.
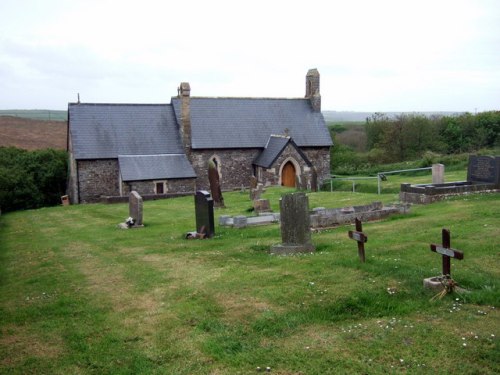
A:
[0,326,64,366]
[0,116,66,150]
[215,293,281,322]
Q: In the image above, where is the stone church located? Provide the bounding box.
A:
[67,69,332,203]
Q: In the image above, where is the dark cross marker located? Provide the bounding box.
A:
[348,218,368,262]
[430,228,463,278]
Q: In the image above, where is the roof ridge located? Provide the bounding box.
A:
[173,96,308,101]
[69,103,170,106]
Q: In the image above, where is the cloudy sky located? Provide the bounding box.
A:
[0,0,498,112]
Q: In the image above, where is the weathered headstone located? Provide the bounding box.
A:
[432,163,445,184]
[250,183,264,201]
[195,190,214,238]
[467,155,500,185]
[348,218,368,262]
[253,198,271,214]
[270,192,315,254]
[129,191,143,226]
[208,160,224,208]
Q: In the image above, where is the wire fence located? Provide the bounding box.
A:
[326,166,433,194]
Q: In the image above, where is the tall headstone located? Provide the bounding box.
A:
[129,191,143,226]
[270,192,315,255]
[208,160,224,208]
[195,190,215,238]
[432,163,445,184]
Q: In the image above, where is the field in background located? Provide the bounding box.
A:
[0,110,67,121]
[0,116,67,150]
[0,187,498,374]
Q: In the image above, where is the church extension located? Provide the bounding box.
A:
[67,69,333,203]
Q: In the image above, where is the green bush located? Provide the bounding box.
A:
[0,147,67,212]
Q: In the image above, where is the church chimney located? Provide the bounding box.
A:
[179,82,191,155]
[305,68,321,112]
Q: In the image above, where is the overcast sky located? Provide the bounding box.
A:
[0,0,498,112]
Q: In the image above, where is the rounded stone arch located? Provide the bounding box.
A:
[279,157,301,187]
[208,154,222,180]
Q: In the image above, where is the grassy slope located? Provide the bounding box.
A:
[0,183,499,374]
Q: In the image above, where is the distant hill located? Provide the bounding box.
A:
[0,109,67,121]
[322,111,464,122]
[0,116,67,150]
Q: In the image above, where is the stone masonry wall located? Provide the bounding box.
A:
[77,159,119,203]
[301,147,331,186]
[190,149,260,190]
[261,143,311,187]
[122,178,196,196]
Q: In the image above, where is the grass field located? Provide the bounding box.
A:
[0,110,67,122]
[0,181,499,374]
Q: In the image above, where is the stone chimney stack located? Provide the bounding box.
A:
[179,82,191,155]
[305,68,321,112]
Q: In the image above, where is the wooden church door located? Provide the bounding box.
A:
[281,161,296,187]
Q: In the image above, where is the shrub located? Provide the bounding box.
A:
[0,147,67,212]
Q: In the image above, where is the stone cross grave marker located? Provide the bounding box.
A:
[270,192,315,255]
[129,191,143,226]
[195,190,214,238]
[430,228,463,277]
[348,217,368,262]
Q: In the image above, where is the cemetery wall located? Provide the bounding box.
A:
[77,159,120,203]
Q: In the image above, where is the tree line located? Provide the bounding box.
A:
[0,147,67,213]
[365,111,500,163]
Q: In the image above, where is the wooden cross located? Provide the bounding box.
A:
[348,218,368,262]
[430,228,463,278]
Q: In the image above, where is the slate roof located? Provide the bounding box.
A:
[69,103,183,159]
[118,154,196,182]
[171,97,332,149]
[253,135,312,168]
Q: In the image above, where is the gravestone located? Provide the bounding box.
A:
[253,198,271,214]
[195,190,215,238]
[424,228,464,291]
[432,163,445,184]
[270,192,315,255]
[467,155,500,185]
[208,160,225,208]
[250,183,264,201]
[129,191,143,226]
[348,218,368,262]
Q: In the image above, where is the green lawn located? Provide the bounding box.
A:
[0,185,499,374]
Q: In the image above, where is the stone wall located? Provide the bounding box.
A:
[260,143,311,187]
[122,178,196,196]
[190,149,260,190]
[191,146,330,191]
[301,147,331,186]
[77,159,120,203]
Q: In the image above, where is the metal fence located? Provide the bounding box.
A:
[328,166,433,194]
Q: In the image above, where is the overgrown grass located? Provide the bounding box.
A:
[0,187,499,374]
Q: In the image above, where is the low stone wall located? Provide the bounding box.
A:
[220,201,408,229]
[400,182,500,204]
[310,202,409,228]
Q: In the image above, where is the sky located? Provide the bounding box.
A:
[0,0,499,112]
